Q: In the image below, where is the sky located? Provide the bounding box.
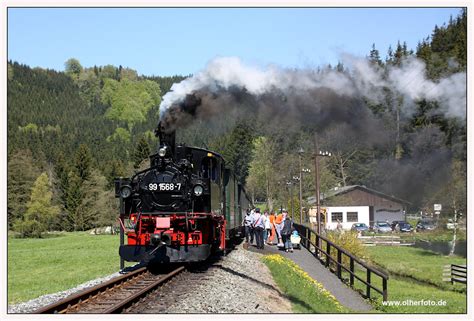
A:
[7,7,462,76]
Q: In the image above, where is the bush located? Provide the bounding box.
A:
[325,230,368,265]
[13,219,44,238]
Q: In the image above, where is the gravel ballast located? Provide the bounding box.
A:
[155,243,292,313]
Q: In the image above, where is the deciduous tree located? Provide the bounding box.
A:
[14,173,59,237]
[65,58,83,78]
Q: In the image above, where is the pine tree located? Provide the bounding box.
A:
[77,169,117,232]
[393,41,404,66]
[14,172,59,237]
[368,43,382,66]
[66,171,83,231]
[53,152,73,230]
[104,159,126,187]
[133,136,150,169]
[75,144,93,181]
[386,45,394,64]
[7,149,40,229]
[416,38,432,65]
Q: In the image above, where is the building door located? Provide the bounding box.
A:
[369,206,374,227]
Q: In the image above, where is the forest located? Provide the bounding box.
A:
[7,9,466,236]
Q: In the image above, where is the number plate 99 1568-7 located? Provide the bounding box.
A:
[148,183,182,191]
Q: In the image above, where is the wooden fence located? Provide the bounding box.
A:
[294,223,389,301]
[451,264,467,284]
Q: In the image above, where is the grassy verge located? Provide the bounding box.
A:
[366,246,466,291]
[347,246,467,313]
[262,254,348,313]
[350,269,466,313]
[8,232,131,304]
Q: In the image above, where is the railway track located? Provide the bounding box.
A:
[34,266,185,314]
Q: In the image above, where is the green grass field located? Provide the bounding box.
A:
[8,232,129,304]
[348,246,467,313]
[366,246,466,291]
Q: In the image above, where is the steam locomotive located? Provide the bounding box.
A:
[115,122,251,266]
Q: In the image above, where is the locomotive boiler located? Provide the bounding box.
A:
[115,121,251,267]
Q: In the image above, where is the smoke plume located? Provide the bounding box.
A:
[157,55,465,208]
[159,55,466,133]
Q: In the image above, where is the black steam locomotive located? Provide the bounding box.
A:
[115,122,251,266]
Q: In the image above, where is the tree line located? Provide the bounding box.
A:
[7,9,466,236]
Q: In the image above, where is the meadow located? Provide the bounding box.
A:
[8,232,128,304]
[354,246,467,313]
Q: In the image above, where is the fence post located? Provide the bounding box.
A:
[366,269,371,299]
[337,250,342,279]
[326,241,331,267]
[451,264,454,284]
[305,228,311,250]
[350,257,354,287]
[382,277,388,301]
[315,234,320,257]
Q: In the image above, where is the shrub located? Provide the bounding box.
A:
[325,230,368,266]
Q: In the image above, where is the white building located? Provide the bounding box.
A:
[308,185,409,230]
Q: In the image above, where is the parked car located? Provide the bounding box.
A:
[394,222,413,233]
[446,219,458,230]
[373,221,392,233]
[391,220,406,231]
[416,219,437,232]
[351,223,369,233]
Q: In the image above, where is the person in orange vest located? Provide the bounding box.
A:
[268,212,276,245]
[275,210,285,247]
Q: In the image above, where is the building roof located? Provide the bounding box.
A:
[307,185,410,206]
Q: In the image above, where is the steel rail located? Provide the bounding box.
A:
[33,266,156,314]
[104,266,185,313]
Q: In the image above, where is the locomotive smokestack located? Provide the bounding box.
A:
[155,120,176,156]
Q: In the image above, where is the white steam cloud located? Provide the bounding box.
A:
[160,55,466,119]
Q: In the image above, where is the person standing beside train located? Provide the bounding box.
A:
[263,211,271,244]
[243,209,253,244]
[281,214,294,252]
[267,212,276,245]
[248,208,256,244]
[252,208,265,249]
[275,211,285,247]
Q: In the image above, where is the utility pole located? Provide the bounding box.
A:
[313,137,331,237]
[277,180,283,214]
[292,175,300,221]
[298,147,304,225]
[286,181,293,218]
[314,148,320,235]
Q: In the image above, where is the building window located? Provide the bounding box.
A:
[347,212,358,222]
[331,212,343,222]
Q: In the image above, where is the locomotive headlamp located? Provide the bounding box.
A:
[193,184,204,196]
[158,146,167,157]
[120,185,132,198]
